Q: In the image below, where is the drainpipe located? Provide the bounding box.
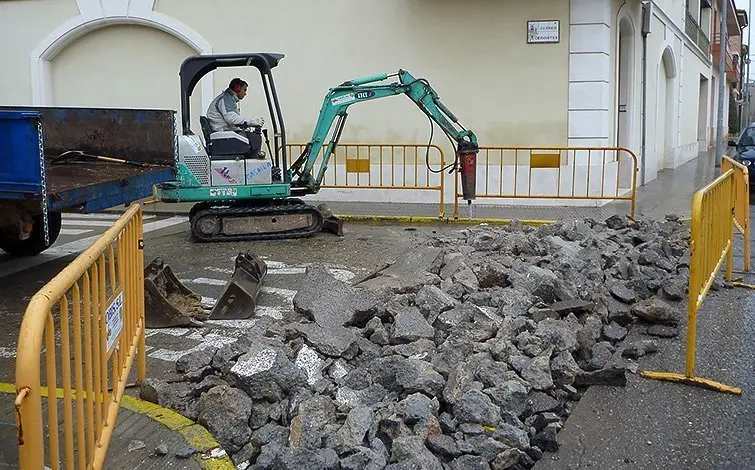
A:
[716,0,728,168]
[641,2,652,186]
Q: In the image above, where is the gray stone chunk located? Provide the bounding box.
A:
[396,359,446,396]
[491,448,524,470]
[391,306,436,343]
[195,385,252,455]
[360,246,443,294]
[450,454,492,470]
[534,319,579,353]
[492,423,530,451]
[231,345,307,402]
[588,341,616,371]
[453,389,502,426]
[288,395,337,450]
[292,322,359,358]
[602,321,628,342]
[340,446,387,469]
[631,298,680,325]
[610,282,637,303]
[294,264,378,328]
[415,285,458,323]
[621,339,660,359]
[330,406,374,453]
[388,436,443,470]
[397,392,439,425]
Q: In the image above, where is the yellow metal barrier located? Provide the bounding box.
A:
[722,155,750,272]
[287,143,447,217]
[641,169,741,395]
[453,146,638,219]
[15,204,146,469]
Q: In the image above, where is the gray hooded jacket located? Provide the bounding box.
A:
[206,89,263,132]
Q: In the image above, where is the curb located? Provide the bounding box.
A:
[109,206,691,227]
[109,208,558,227]
[0,383,234,470]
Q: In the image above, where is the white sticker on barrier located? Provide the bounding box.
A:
[106,292,124,352]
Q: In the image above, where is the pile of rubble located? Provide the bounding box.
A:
[140,214,690,469]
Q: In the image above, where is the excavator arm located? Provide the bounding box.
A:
[288,69,479,195]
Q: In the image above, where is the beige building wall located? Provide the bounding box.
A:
[0,0,570,154]
[0,0,79,105]
[155,0,570,150]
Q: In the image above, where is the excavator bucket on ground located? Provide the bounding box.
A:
[144,257,208,328]
[209,252,268,320]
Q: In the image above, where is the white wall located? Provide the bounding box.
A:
[152,0,572,151]
[0,0,80,105]
[608,0,714,185]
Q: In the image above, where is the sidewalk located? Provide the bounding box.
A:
[135,150,720,222]
[532,211,754,469]
[0,385,234,469]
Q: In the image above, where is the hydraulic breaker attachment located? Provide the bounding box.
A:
[144,257,208,328]
[209,252,268,320]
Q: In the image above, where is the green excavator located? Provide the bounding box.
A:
[144,53,480,327]
[154,52,480,242]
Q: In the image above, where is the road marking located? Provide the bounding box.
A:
[62,213,156,220]
[183,277,227,286]
[60,228,93,235]
[63,220,129,227]
[0,216,188,279]
[148,331,237,362]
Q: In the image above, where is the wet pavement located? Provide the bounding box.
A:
[533,207,755,470]
[0,149,750,469]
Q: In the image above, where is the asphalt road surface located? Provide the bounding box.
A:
[0,214,453,383]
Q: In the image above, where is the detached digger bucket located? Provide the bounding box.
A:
[144,257,208,328]
[209,252,268,320]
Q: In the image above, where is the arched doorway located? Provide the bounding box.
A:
[51,24,203,131]
[616,16,635,185]
[53,25,192,110]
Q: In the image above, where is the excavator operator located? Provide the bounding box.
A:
[206,78,266,157]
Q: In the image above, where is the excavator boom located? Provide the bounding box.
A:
[289,69,478,194]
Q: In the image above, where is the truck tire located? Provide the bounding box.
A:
[0,211,62,257]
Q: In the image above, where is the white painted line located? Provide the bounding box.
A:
[59,228,93,236]
[148,331,236,362]
[142,216,188,232]
[255,306,285,320]
[63,213,155,220]
[183,277,226,286]
[261,286,297,302]
[63,220,125,227]
[0,347,16,358]
[0,216,187,279]
[145,327,191,337]
[205,319,258,329]
[267,267,306,275]
[206,267,233,275]
[148,343,211,362]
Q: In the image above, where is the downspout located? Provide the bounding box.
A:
[641,2,652,186]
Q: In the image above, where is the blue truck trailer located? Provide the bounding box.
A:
[0,107,177,256]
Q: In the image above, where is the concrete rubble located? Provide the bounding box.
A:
[141,214,693,469]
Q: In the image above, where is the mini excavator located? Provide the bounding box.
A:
[146,53,480,326]
[154,53,480,242]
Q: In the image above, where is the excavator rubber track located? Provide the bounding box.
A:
[189,198,325,242]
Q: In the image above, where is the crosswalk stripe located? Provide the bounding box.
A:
[60,228,93,235]
[62,220,128,227]
[62,213,156,220]
[0,216,188,279]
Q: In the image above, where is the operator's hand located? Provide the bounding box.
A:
[245,117,264,128]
